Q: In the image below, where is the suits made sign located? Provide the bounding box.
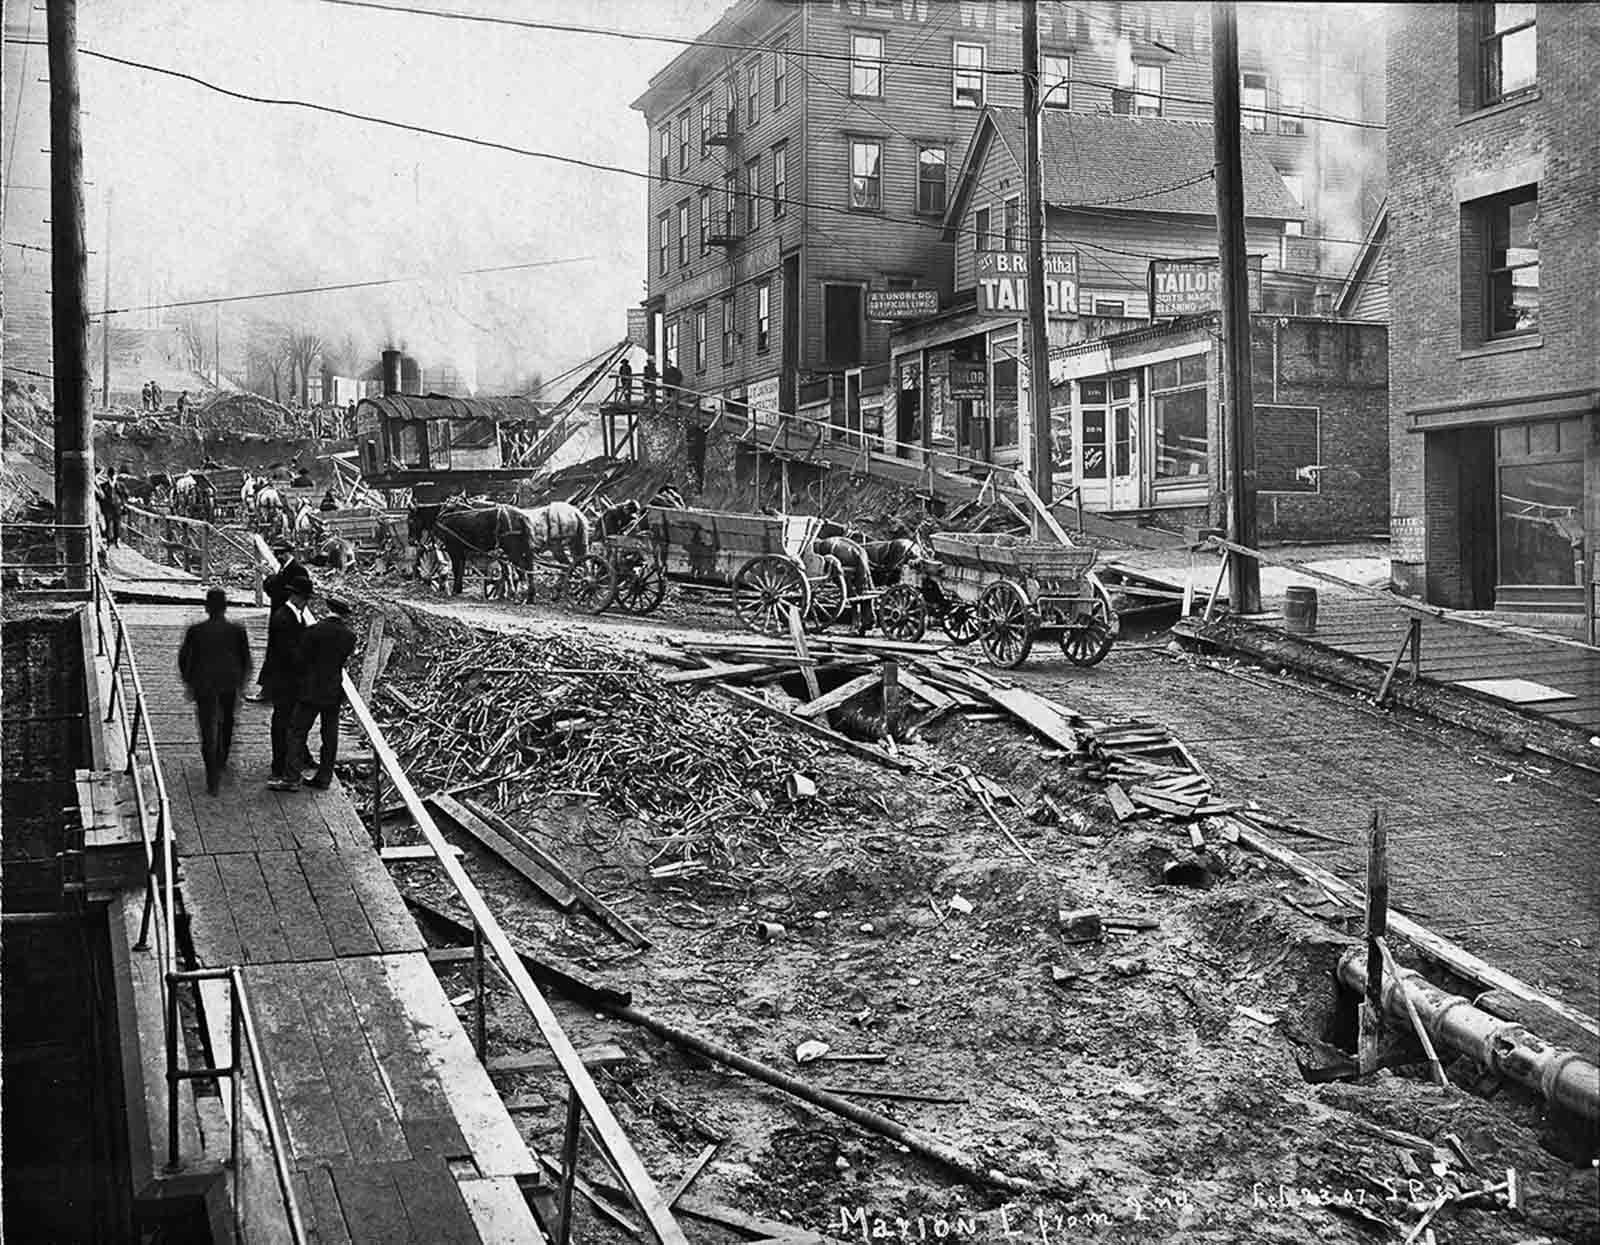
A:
[976,251,1079,318]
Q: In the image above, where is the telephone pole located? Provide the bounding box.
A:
[1211,1,1261,613]
[1021,0,1054,525]
[100,187,111,407]
[47,0,93,588]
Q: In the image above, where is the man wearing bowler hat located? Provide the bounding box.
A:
[262,566,314,788]
[178,588,253,796]
[281,597,358,790]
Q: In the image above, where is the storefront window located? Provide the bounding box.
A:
[1497,418,1584,587]
[992,357,1018,449]
[1152,354,1209,481]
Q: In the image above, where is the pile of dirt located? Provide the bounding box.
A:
[192,392,297,437]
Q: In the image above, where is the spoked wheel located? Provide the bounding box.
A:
[977,580,1036,668]
[939,600,981,645]
[614,554,667,614]
[1060,597,1117,667]
[732,555,811,636]
[878,583,928,642]
[807,557,848,632]
[559,553,617,614]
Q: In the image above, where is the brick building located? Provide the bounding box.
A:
[629,0,1385,446]
[1386,3,1599,629]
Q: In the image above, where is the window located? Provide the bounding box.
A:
[664,321,679,369]
[745,156,761,232]
[724,77,737,137]
[700,97,712,157]
[757,282,771,352]
[1117,62,1163,115]
[772,143,787,218]
[1478,3,1536,106]
[917,146,947,215]
[747,59,761,127]
[1279,78,1305,134]
[974,206,993,252]
[1042,53,1071,108]
[721,295,735,363]
[1485,185,1539,336]
[1280,171,1304,236]
[773,38,789,108]
[1093,298,1126,317]
[851,33,884,98]
[953,43,985,108]
[658,126,671,182]
[1242,72,1268,131]
[1151,355,1209,482]
[657,212,669,274]
[699,191,711,254]
[1002,196,1020,250]
[677,112,690,172]
[850,139,882,211]
[723,171,738,236]
[992,357,1018,449]
[677,202,689,267]
[1497,419,1584,588]
[823,284,864,365]
[694,307,707,372]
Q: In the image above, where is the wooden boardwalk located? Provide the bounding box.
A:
[121,601,547,1244]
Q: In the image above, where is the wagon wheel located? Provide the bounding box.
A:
[1060,596,1117,667]
[733,555,811,636]
[978,580,1035,669]
[806,557,848,631]
[559,553,617,614]
[614,553,667,615]
[878,583,928,643]
[939,600,981,645]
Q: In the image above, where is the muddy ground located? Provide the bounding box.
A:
[329,571,1600,1245]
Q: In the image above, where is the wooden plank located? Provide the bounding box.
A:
[1105,783,1138,822]
[331,1162,415,1245]
[392,1157,481,1245]
[257,851,338,962]
[791,672,880,719]
[786,605,821,700]
[658,660,791,685]
[427,795,578,911]
[894,669,955,711]
[1010,468,1074,545]
[338,839,427,955]
[302,1162,355,1245]
[358,617,387,702]
[179,854,246,966]
[337,956,469,1163]
[456,1177,550,1245]
[294,962,411,1163]
[714,685,918,772]
[215,853,292,963]
[299,847,383,958]
[984,685,1082,752]
[381,844,466,862]
[484,1044,629,1076]
[244,963,352,1162]
[1127,787,1202,818]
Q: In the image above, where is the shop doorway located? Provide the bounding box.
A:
[1077,376,1140,510]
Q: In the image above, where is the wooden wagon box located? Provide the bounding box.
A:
[319,508,385,545]
[645,506,822,584]
[930,531,1098,590]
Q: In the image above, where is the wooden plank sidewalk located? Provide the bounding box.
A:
[120,601,547,1244]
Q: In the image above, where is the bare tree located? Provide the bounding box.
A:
[242,320,290,403]
[280,327,325,407]
[173,311,209,376]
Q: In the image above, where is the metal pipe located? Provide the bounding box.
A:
[1337,948,1600,1123]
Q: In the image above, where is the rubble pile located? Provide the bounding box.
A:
[191,392,298,436]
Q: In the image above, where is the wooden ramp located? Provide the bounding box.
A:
[121,602,547,1244]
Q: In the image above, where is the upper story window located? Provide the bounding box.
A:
[850,139,883,211]
[700,97,712,158]
[677,202,690,267]
[917,146,947,215]
[747,59,761,127]
[677,111,690,172]
[1116,62,1164,116]
[1478,3,1536,106]
[773,38,789,108]
[658,126,671,182]
[974,205,993,252]
[773,143,788,219]
[694,307,707,372]
[657,212,669,274]
[665,321,679,370]
[851,33,884,98]
[746,156,762,232]
[1002,196,1020,250]
[953,43,986,108]
[723,171,739,235]
[757,283,771,352]
[1279,171,1305,236]
[1042,53,1071,108]
[699,191,711,254]
[1278,79,1306,134]
[721,295,736,363]
[724,77,737,136]
[1484,185,1539,336]
[1242,73,1269,131]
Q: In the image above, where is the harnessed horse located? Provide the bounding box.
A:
[408,501,538,597]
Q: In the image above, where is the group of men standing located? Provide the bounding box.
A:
[616,356,682,414]
[176,543,358,796]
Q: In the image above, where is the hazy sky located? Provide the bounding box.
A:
[14,0,731,386]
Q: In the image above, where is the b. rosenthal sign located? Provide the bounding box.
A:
[976,251,1079,318]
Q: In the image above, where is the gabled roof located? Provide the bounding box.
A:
[945,106,1304,237]
[1335,198,1388,316]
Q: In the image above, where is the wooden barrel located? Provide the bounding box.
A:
[1283,585,1318,636]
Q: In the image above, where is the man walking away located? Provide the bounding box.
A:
[178,589,253,796]
[262,568,313,786]
[283,597,358,790]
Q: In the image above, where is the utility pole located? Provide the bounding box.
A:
[1021,0,1054,527]
[100,187,111,408]
[213,304,220,387]
[1211,1,1261,613]
[47,0,93,588]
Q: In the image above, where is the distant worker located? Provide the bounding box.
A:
[618,357,633,404]
[151,381,164,410]
[176,390,189,417]
[283,596,358,791]
[662,360,683,417]
[177,588,253,796]
[642,356,657,410]
[141,381,152,412]
[319,488,340,513]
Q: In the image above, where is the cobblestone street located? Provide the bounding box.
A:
[1016,646,1600,1023]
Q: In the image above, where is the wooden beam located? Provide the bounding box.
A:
[1360,809,1389,1073]
[1010,469,1073,546]
[786,606,821,700]
[791,672,879,719]
[714,685,918,772]
[486,1044,629,1075]
[427,794,578,912]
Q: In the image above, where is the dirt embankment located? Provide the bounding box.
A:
[341,595,1598,1244]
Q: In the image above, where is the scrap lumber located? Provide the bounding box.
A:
[485,1043,629,1075]
[715,685,918,772]
[459,797,651,950]
[1105,783,1138,822]
[893,669,955,711]
[582,1180,841,1245]
[979,685,1082,752]
[785,606,821,700]
[427,794,579,911]
[379,843,464,862]
[1126,787,1204,818]
[357,616,387,701]
[1376,936,1450,1088]
[658,661,791,685]
[792,672,880,719]
[401,894,630,1009]
[664,1144,719,1208]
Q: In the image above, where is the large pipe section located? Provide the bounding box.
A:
[1338,948,1599,1124]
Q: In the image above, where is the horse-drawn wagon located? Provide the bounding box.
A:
[922,532,1117,669]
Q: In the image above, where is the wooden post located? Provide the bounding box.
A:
[1359,808,1388,1074]
[1375,621,1417,706]
[1375,935,1449,1088]
[1202,550,1231,623]
[786,606,820,700]
[1020,0,1053,526]
[1407,616,1421,683]
[882,659,900,718]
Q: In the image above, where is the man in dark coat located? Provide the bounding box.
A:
[178,588,253,796]
[282,597,358,790]
[248,543,308,702]
[661,360,684,417]
[262,567,313,787]
[617,357,633,404]
[641,356,657,410]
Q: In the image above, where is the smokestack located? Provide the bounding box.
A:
[381,348,401,396]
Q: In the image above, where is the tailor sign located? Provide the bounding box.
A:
[1148,257,1265,316]
[976,251,1079,318]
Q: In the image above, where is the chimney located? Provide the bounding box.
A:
[381,348,402,396]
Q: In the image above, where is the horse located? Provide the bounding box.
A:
[592,500,646,539]
[518,501,588,566]
[292,500,323,546]
[409,502,537,597]
[173,472,214,521]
